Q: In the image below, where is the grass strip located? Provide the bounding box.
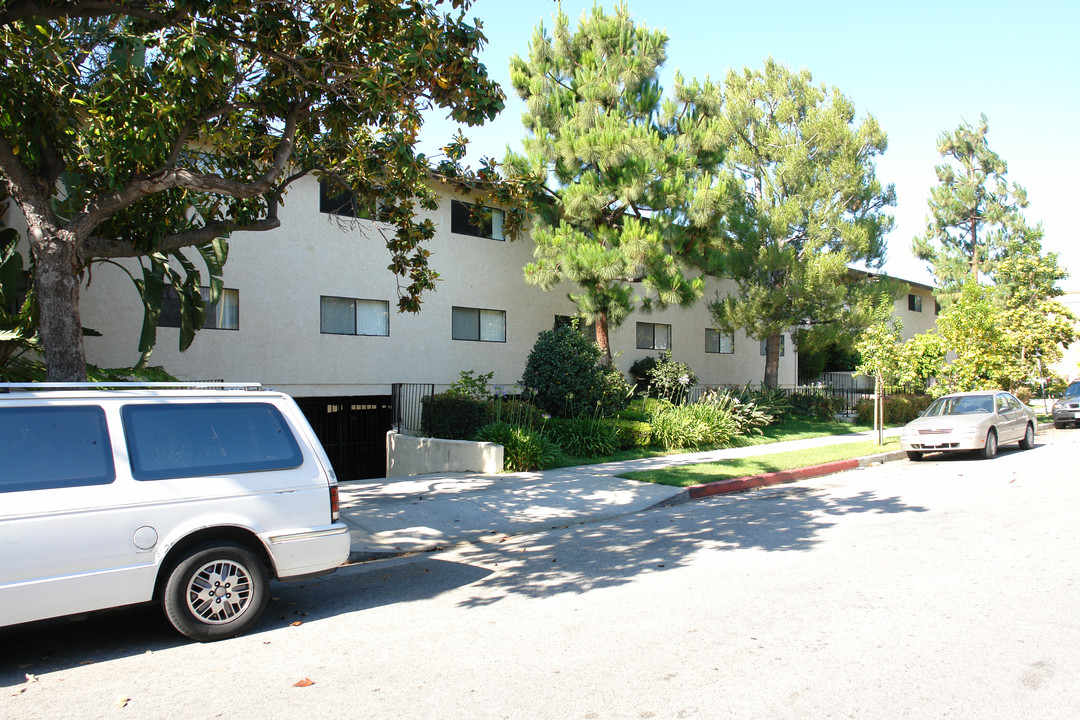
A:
[621,437,901,488]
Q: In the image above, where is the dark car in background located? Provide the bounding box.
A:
[1052,380,1080,429]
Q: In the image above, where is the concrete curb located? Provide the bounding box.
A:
[658,448,908,506]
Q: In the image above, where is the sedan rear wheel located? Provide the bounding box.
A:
[981,428,998,460]
[1018,423,1035,450]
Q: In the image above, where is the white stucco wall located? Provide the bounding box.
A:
[78,177,797,394]
[892,282,939,341]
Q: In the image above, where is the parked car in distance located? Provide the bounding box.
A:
[1051,380,1080,429]
[0,383,352,642]
[899,390,1036,461]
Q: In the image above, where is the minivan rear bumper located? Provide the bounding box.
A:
[264,522,351,579]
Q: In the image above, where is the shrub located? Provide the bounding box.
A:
[732,384,792,422]
[628,356,658,392]
[543,416,619,457]
[488,396,545,430]
[855,394,933,425]
[646,350,698,404]
[521,324,630,418]
[476,421,561,472]
[421,393,490,439]
[446,369,494,400]
[698,388,774,435]
[609,418,653,449]
[648,401,737,450]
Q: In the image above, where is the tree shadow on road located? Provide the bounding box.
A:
[454,483,928,608]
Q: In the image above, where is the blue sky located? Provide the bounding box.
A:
[419,0,1080,290]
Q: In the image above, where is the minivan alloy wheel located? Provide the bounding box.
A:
[187,559,254,623]
[163,542,270,641]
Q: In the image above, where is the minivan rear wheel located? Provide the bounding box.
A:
[163,542,269,642]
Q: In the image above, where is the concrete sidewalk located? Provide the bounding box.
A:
[338,428,904,562]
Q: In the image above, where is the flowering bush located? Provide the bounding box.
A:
[646,350,698,404]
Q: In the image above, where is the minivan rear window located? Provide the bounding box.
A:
[122,402,304,481]
[0,405,115,492]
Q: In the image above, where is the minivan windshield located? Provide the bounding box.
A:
[923,394,995,416]
[1064,382,1080,398]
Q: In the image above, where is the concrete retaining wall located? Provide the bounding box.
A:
[385,431,503,478]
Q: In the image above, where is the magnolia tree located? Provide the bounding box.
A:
[0,0,509,380]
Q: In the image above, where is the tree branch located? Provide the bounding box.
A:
[0,1,185,27]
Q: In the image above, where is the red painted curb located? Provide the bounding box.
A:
[687,458,861,499]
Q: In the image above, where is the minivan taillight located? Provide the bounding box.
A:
[329,484,340,522]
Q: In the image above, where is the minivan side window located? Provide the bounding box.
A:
[122,403,304,481]
[0,406,115,492]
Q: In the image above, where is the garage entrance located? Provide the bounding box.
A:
[295,396,392,481]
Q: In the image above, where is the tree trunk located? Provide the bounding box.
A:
[595,310,612,366]
[30,226,87,381]
[763,332,781,388]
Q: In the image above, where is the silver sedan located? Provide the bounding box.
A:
[899,390,1036,461]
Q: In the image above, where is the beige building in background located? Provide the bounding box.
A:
[79,177,798,397]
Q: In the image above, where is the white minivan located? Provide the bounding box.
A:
[0,383,352,641]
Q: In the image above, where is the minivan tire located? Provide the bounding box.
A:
[163,542,270,642]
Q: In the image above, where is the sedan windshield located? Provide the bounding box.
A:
[924,395,994,416]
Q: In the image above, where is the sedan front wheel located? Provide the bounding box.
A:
[981,428,998,460]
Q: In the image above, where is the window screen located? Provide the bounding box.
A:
[122,403,304,481]
[0,406,115,493]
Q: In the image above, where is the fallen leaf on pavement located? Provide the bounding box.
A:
[293,678,315,687]
[290,621,303,627]
[116,696,130,708]
[25,673,38,683]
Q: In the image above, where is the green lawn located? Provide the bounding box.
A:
[621,437,901,488]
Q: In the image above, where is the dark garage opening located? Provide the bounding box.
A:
[295,396,392,481]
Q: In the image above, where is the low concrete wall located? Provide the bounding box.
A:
[385,431,503,478]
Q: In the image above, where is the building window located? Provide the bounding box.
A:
[318,179,387,220]
[319,179,356,217]
[706,329,734,354]
[320,297,389,336]
[555,314,596,339]
[452,306,506,342]
[759,336,786,357]
[636,322,671,350]
[160,287,239,330]
[908,293,923,312]
[451,200,504,240]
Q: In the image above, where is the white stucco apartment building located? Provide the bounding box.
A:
[79,177,798,398]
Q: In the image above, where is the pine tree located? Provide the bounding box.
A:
[911,114,1030,305]
[706,58,895,387]
[506,4,733,363]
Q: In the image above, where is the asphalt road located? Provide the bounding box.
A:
[3,429,1079,719]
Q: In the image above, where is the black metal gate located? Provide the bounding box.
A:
[295,396,392,481]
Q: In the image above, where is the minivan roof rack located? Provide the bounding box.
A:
[0,382,265,392]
